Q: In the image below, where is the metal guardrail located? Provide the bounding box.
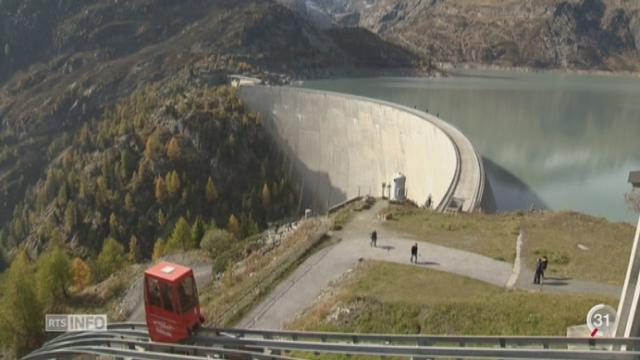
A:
[26,322,640,360]
[28,336,303,360]
[203,326,640,350]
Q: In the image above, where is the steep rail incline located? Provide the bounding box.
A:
[239,85,485,213]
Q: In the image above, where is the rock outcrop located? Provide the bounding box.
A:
[312,0,640,71]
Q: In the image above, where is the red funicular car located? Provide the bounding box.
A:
[144,261,204,342]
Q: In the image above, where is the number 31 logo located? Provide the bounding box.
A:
[587,304,617,337]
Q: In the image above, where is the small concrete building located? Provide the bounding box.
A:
[392,173,406,202]
[629,171,640,188]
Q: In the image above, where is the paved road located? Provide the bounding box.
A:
[239,200,622,330]
[239,201,511,329]
[515,268,621,298]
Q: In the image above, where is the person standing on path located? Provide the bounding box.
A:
[533,258,544,284]
[541,256,548,279]
[370,230,377,248]
[410,243,418,263]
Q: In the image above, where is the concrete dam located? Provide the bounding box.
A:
[238,85,488,213]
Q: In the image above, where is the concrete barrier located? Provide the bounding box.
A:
[239,85,486,213]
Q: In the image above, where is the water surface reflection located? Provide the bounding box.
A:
[302,71,640,222]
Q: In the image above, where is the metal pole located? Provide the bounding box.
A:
[615,213,640,337]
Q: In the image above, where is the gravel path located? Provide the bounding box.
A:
[239,200,622,330]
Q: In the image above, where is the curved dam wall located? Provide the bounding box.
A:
[239,85,485,213]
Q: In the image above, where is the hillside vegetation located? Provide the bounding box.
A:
[0,0,426,242]
[291,261,616,338]
[6,83,296,258]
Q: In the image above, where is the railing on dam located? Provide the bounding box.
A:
[238,85,486,214]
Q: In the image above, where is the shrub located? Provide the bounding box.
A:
[200,228,233,257]
[95,238,126,281]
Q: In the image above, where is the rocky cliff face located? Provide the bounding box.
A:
[312,0,640,71]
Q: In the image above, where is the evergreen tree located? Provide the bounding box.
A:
[0,250,45,357]
[227,214,241,239]
[64,200,77,232]
[191,217,206,249]
[167,170,181,195]
[109,213,121,238]
[261,183,271,208]
[95,238,126,281]
[181,188,189,203]
[158,208,167,227]
[128,235,140,263]
[205,177,218,203]
[119,149,134,180]
[240,214,260,239]
[78,174,89,199]
[166,136,181,160]
[167,217,191,251]
[132,160,148,191]
[36,245,71,310]
[144,132,161,160]
[57,185,68,207]
[124,193,135,213]
[152,238,166,261]
[71,257,92,291]
[155,176,168,203]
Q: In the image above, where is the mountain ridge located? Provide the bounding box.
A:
[302,0,640,72]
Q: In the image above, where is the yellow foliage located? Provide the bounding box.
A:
[227,214,241,239]
[71,257,92,291]
[166,136,181,160]
[205,177,218,203]
[155,176,168,202]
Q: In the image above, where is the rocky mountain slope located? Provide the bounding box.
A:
[307,0,640,71]
[0,0,426,253]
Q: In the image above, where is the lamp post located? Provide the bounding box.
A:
[614,171,640,338]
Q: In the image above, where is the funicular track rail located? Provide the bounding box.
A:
[25,322,640,359]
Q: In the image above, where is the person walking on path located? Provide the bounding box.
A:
[410,242,418,263]
[370,230,377,248]
[533,257,544,284]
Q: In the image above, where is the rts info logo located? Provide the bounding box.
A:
[46,314,108,332]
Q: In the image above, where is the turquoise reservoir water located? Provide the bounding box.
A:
[301,70,640,223]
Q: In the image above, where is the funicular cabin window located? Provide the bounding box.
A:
[160,282,174,312]
[147,277,161,307]
[178,276,197,313]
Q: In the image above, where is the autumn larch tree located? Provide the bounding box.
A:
[206,177,218,203]
[166,136,181,160]
[227,214,241,239]
[155,176,168,203]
